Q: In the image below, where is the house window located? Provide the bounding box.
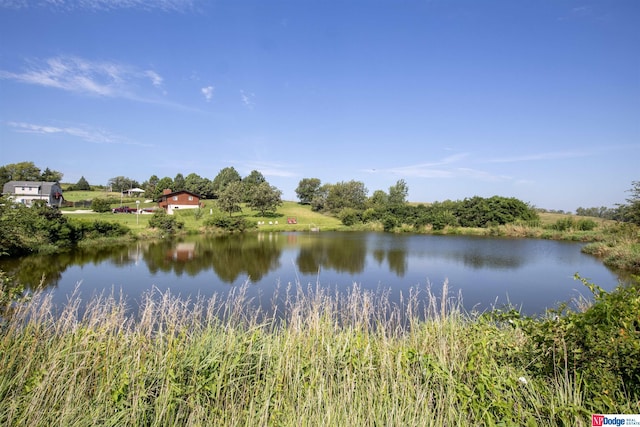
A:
[188,196,193,201]
[172,196,178,201]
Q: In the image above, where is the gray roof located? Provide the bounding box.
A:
[2,181,61,196]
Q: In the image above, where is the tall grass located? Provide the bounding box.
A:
[0,281,613,426]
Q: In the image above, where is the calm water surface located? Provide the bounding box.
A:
[0,232,628,317]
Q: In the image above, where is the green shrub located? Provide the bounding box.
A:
[91,198,112,213]
[576,219,597,231]
[148,211,184,234]
[513,275,640,409]
[382,215,398,232]
[13,201,79,252]
[73,220,130,239]
[339,208,361,226]
[456,196,539,228]
[204,215,255,232]
[551,217,575,231]
[361,208,380,223]
[193,208,204,221]
[430,211,458,231]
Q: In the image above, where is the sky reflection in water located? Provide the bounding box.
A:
[0,232,626,317]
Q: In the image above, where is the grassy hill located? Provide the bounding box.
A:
[61,190,342,233]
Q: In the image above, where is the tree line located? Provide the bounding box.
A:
[295,178,540,230]
[574,181,640,225]
[2,162,639,228]
[0,161,63,185]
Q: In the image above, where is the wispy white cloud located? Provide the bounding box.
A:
[145,70,164,88]
[0,0,196,12]
[240,90,256,109]
[515,179,536,186]
[6,121,151,146]
[201,85,214,102]
[0,55,165,102]
[376,163,455,179]
[571,6,592,16]
[364,153,467,178]
[481,149,592,164]
[455,168,511,182]
[366,152,508,182]
[241,161,297,178]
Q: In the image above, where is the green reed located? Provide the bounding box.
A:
[0,279,619,426]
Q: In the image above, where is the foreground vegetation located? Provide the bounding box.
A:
[0,276,638,426]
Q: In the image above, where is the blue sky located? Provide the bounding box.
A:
[1,0,638,212]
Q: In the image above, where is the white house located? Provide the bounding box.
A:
[2,181,65,207]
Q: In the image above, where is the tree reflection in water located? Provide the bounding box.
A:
[0,232,625,317]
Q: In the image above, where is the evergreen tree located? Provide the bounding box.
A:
[75,176,91,191]
[40,167,63,182]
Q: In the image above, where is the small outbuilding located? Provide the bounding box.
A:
[157,189,202,215]
[122,187,145,197]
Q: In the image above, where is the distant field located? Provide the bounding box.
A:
[63,190,121,202]
[537,211,610,226]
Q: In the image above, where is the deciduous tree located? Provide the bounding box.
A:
[152,177,174,200]
[311,184,331,212]
[0,162,42,187]
[242,170,266,202]
[388,179,409,207]
[217,181,243,216]
[295,178,322,205]
[325,180,368,212]
[211,167,241,198]
[247,182,283,215]
[173,173,186,192]
[623,180,640,225]
[184,173,211,198]
[143,175,160,198]
[367,190,389,210]
[108,176,139,193]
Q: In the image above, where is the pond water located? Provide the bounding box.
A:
[0,232,629,317]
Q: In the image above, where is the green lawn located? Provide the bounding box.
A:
[62,193,343,234]
[62,190,121,202]
[179,200,343,232]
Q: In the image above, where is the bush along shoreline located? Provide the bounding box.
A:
[0,276,638,426]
